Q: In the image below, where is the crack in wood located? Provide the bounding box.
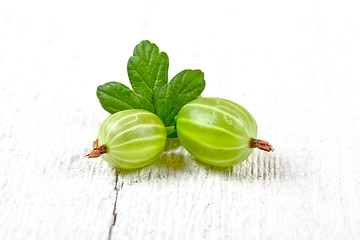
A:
[108,169,121,240]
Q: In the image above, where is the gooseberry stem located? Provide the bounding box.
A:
[87,139,107,158]
[166,126,178,138]
[250,138,274,152]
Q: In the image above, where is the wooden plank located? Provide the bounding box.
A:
[0,81,118,239]
[110,91,360,240]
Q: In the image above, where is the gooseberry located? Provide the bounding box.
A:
[176,97,272,167]
[88,109,167,169]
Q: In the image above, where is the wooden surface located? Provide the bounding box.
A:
[1,0,360,239]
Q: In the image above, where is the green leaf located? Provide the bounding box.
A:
[127,40,169,105]
[154,70,205,126]
[96,40,206,137]
[97,82,154,114]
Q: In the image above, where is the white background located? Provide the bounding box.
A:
[1,0,360,239]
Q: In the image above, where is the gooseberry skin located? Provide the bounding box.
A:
[176,97,258,167]
[97,109,167,169]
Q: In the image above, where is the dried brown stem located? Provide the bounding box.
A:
[250,138,274,152]
[87,139,107,158]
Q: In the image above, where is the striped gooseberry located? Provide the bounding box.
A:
[176,97,272,167]
[88,109,167,169]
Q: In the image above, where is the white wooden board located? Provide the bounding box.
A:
[1,0,360,239]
